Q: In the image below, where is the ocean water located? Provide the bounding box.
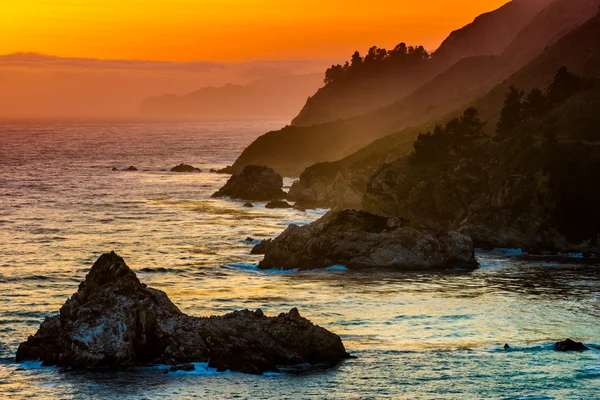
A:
[0,122,599,400]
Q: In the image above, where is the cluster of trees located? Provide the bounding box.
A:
[411,108,486,163]
[324,43,430,85]
[496,67,590,135]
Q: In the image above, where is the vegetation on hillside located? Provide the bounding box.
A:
[496,66,592,137]
[411,108,486,164]
[324,44,430,86]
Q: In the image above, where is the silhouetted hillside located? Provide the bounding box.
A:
[292,44,441,127]
[502,0,600,67]
[229,0,599,178]
[140,74,322,120]
[291,0,551,127]
[434,0,551,65]
[287,13,600,210]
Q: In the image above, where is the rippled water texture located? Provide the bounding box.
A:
[0,122,599,399]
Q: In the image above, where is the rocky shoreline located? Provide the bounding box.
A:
[16,252,351,374]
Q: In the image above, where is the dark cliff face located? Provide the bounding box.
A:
[16,252,350,374]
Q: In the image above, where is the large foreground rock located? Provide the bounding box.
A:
[212,165,285,201]
[16,252,350,374]
[257,210,477,271]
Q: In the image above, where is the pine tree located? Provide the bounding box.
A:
[522,88,548,119]
[496,86,524,134]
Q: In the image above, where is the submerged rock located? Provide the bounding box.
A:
[554,338,590,352]
[16,252,350,374]
[171,164,201,173]
[265,200,293,209]
[126,166,138,171]
[212,165,285,201]
[243,202,254,208]
[258,210,477,271]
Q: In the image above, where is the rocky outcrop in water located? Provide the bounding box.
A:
[126,166,138,171]
[265,200,293,209]
[212,165,285,201]
[554,338,590,352]
[258,210,477,271]
[171,164,201,173]
[16,252,350,374]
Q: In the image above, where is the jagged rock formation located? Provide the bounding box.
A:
[170,164,201,172]
[16,252,350,374]
[211,165,285,201]
[256,210,477,271]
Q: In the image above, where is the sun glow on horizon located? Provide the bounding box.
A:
[1,0,508,62]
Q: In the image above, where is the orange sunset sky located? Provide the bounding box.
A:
[1,0,508,62]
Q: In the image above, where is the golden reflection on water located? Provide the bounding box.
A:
[1,123,599,399]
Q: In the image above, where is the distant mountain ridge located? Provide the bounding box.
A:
[0,53,330,119]
[140,74,323,120]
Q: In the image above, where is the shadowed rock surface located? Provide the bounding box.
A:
[554,339,590,352]
[212,165,285,201]
[16,252,350,374]
[251,239,272,255]
[170,164,201,172]
[258,210,477,271]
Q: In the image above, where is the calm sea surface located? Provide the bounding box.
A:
[0,122,598,399]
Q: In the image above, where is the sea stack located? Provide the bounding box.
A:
[16,252,350,374]
[211,165,286,201]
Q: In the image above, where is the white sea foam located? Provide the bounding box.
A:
[157,362,227,376]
